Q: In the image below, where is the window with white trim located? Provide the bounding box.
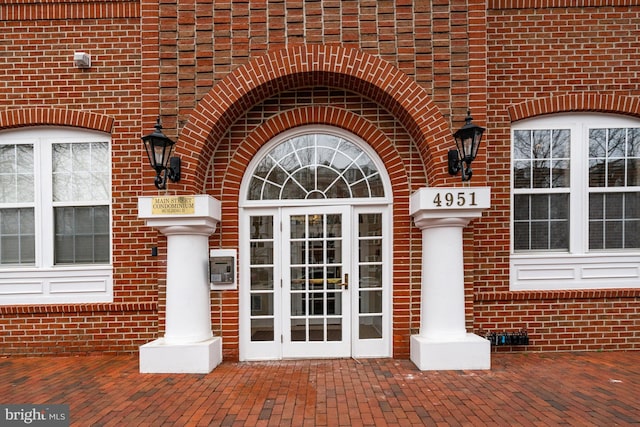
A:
[511,114,640,290]
[0,127,112,304]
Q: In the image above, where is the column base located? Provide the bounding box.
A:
[139,336,222,374]
[410,333,491,371]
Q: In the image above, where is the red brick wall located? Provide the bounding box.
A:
[152,1,487,359]
[0,1,160,355]
[2,0,638,358]
[476,2,640,352]
[0,304,156,355]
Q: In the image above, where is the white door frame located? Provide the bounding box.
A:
[238,125,393,361]
[239,203,392,361]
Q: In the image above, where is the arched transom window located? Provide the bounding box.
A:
[247,132,385,200]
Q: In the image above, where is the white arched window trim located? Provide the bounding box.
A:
[240,125,393,208]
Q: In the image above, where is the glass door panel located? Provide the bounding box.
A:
[357,213,384,341]
[248,215,275,342]
[283,207,350,358]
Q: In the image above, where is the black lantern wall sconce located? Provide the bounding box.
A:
[448,109,486,181]
[141,118,181,189]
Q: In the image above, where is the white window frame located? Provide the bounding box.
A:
[511,113,640,290]
[0,127,113,304]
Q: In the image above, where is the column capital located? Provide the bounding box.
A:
[410,187,491,230]
[138,195,221,236]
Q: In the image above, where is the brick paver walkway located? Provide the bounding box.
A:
[0,351,638,426]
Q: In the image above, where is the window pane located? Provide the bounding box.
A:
[326,214,341,238]
[589,221,604,250]
[251,267,273,290]
[589,128,640,187]
[251,293,273,316]
[513,160,531,189]
[359,290,382,314]
[605,221,623,249]
[589,158,606,187]
[551,160,570,188]
[627,158,640,186]
[250,216,273,239]
[53,142,109,202]
[325,177,350,198]
[359,316,382,339]
[367,174,385,197]
[552,130,570,158]
[589,129,607,157]
[513,222,530,251]
[513,194,529,221]
[308,215,323,238]
[54,206,110,264]
[0,144,34,203]
[513,194,569,251]
[247,133,384,200]
[589,192,640,250]
[359,239,382,263]
[359,214,382,237]
[251,241,273,265]
[550,194,569,219]
[628,129,640,185]
[513,130,531,160]
[251,318,274,342]
[359,264,382,288]
[514,129,570,190]
[0,208,35,265]
[327,240,342,263]
[626,220,640,247]
[608,128,625,158]
[549,220,569,250]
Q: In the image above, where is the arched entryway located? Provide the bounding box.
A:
[239,126,393,360]
[175,46,457,361]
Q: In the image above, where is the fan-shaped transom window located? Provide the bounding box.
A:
[247,133,385,200]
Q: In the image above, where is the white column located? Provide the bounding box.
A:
[419,217,468,340]
[137,195,223,373]
[409,187,491,370]
[163,226,213,344]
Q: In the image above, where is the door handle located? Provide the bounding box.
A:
[340,273,349,290]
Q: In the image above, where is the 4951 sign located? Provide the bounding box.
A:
[411,187,491,211]
[432,191,478,208]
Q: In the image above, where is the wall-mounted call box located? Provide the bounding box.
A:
[209,249,236,290]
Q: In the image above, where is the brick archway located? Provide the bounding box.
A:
[220,106,410,201]
[178,44,453,193]
[0,107,114,133]
[508,93,640,122]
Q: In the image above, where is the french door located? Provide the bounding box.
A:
[282,206,351,358]
[240,205,390,360]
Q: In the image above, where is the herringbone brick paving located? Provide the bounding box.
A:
[0,352,638,426]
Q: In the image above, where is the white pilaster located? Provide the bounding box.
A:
[409,187,491,370]
[137,195,223,373]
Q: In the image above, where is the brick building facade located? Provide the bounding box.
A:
[0,0,638,366]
